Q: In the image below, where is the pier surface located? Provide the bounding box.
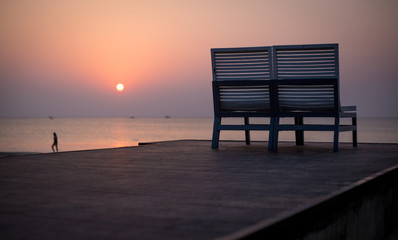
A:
[1,140,398,239]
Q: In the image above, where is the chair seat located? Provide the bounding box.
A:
[341,106,356,112]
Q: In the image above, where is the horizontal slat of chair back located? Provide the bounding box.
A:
[212,47,272,81]
[278,85,335,111]
[219,85,270,112]
[276,79,338,113]
[274,44,338,80]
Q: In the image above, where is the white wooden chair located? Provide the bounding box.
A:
[271,44,357,152]
[211,47,274,149]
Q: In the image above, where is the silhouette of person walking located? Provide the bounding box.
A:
[52,132,58,152]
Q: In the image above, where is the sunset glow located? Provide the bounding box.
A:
[0,1,397,117]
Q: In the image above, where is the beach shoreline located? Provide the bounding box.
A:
[0,152,41,158]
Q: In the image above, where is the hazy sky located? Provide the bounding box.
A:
[1,0,397,117]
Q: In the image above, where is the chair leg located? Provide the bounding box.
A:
[244,117,251,145]
[268,117,275,150]
[353,117,358,147]
[295,117,304,145]
[212,117,221,149]
[333,118,340,152]
[272,117,279,151]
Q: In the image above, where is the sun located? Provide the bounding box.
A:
[116,83,124,91]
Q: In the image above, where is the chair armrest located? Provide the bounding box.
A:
[341,106,356,112]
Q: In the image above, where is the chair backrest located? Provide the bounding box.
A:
[273,44,339,80]
[212,47,273,81]
[211,47,273,115]
[274,79,339,115]
[272,44,340,114]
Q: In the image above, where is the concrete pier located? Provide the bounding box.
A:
[0,140,397,239]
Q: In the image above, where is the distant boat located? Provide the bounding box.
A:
[165,115,171,119]
[130,116,135,119]
[48,116,54,120]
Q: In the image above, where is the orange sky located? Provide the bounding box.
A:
[1,0,397,117]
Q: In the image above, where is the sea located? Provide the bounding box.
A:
[1,117,398,154]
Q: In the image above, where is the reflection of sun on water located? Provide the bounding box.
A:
[112,141,138,148]
[116,83,124,91]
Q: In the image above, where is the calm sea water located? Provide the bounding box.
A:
[1,117,397,153]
